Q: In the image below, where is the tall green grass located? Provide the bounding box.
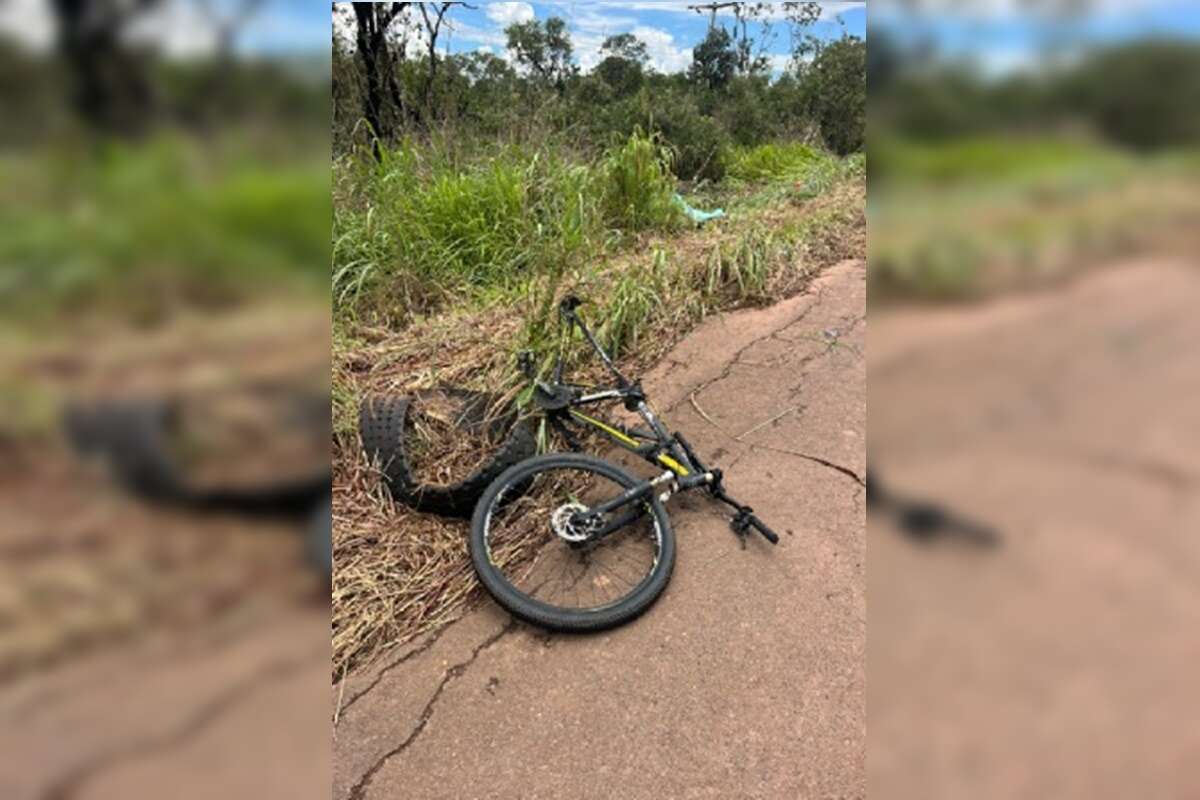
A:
[0,136,329,323]
[726,142,822,182]
[333,130,682,322]
[598,129,680,232]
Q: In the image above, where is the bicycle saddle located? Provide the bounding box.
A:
[534,382,576,412]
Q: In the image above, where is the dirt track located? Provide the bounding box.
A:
[869,258,1200,798]
[332,260,867,799]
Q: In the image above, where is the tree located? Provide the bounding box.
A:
[416,2,476,117]
[350,2,412,155]
[505,17,576,92]
[50,0,162,135]
[781,1,821,57]
[596,33,648,96]
[600,33,649,65]
[192,0,266,123]
[800,35,866,154]
[689,1,810,76]
[689,27,738,91]
[1062,41,1200,150]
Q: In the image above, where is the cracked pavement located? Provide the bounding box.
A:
[333,260,867,800]
[869,258,1200,798]
[0,608,329,800]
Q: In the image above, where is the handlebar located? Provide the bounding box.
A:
[746,513,780,545]
[730,507,780,545]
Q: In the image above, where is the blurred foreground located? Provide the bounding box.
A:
[0,2,330,798]
[870,1,1200,797]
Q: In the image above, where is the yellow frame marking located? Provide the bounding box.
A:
[568,409,690,476]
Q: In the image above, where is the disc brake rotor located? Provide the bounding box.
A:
[550,502,600,543]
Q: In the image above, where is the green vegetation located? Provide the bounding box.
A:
[870,34,1200,302]
[331,133,865,440]
[598,130,680,232]
[726,141,821,181]
[334,4,865,175]
[332,130,862,325]
[333,130,683,320]
[871,136,1200,300]
[1,137,329,325]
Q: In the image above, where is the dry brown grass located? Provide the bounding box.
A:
[405,392,501,487]
[332,446,476,683]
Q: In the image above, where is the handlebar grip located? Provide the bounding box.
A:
[749,514,780,545]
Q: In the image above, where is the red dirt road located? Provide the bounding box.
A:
[333,260,867,799]
[869,258,1200,798]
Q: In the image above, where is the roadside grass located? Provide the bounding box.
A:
[331,136,865,680]
[332,129,683,324]
[870,135,1200,301]
[0,136,329,326]
[725,141,822,182]
[872,134,1130,186]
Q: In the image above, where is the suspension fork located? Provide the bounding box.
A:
[577,471,676,541]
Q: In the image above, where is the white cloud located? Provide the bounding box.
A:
[631,25,693,73]
[0,0,57,52]
[445,17,508,49]
[486,2,535,26]
[584,1,865,22]
[125,3,219,58]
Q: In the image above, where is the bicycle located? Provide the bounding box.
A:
[469,296,781,632]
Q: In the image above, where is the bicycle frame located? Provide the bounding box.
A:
[534,298,696,478]
[521,296,780,546]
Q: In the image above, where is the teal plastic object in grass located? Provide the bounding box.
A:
[673,193,725,224]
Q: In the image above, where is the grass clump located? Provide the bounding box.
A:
[598,129,681,232]
[726,141,821,182]
[869,135,1200,302]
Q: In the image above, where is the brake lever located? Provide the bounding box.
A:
[730,509,752,547]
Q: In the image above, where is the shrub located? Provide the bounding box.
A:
[717,79,779,147]
[599,129,680,231]
[650,97,729,182]
[800,36,866,155]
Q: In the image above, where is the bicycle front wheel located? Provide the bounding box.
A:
[469,453,675,632]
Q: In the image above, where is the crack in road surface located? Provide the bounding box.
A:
[40,644,326,800]
[345,621,519,800]
[336,623,455,724]
[666,299,865,487]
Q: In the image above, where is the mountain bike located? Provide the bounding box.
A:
[469,296,781,632]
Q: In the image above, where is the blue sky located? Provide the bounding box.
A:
[330,2,865,74]
[0,1,863,64]
[438,2,864,73]
[239,0,336,55]
[871,0,1200,75]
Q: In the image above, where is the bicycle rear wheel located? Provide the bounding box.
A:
[469,453,675,632]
